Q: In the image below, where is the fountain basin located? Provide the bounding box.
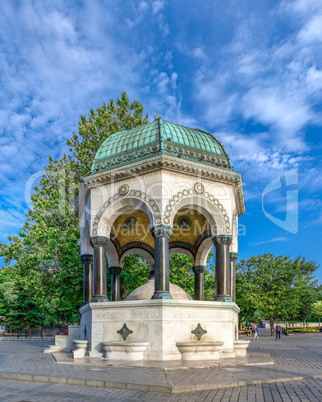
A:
[102,341,149,361]
[72,339,89,358]
[176,341,224,361]
[234,340,250,357]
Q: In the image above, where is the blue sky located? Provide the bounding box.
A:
[0,0,322,280]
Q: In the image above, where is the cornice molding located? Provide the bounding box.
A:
[83,154,245,216]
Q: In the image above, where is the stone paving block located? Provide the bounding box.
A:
[66,377,86,385]
[85,379,105,387]
[16,373,32,381]
[49,376,67,384]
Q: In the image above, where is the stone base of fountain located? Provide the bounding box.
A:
[72,339,89,358]
[75,299,241,361]
[102,341,149,360]
[176,341,224,361]
[234,340,250,356]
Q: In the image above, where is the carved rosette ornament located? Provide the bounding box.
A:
[230,252,238,262]
[151,225,173,239]
[90,236,109,248]
[192,265,206,274]
[118,184,129,196]
[194,182,205,194]
[212,234,233,247]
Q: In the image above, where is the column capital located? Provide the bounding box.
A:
[81,254,93,264]
[212,234,232,247]
[230,252,238,262]
[90,236,109,248]
[193,265,206,274]
[108,266,123,275]
[151,225,173,239]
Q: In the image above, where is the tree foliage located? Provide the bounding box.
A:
[236,254,319,335]
[312,301,322,321]
[0,93,148,332]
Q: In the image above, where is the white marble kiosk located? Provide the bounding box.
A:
[71,116,248,361]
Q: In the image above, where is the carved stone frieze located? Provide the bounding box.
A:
[92,308,237,322]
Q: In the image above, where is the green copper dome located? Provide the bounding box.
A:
[91,115,232,174]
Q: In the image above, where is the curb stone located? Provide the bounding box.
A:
[1,372,322,394]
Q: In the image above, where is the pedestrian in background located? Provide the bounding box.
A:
[276,324,282,340]
[252,325,259,340]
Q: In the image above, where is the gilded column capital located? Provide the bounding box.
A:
[108,266,123,275]
[90,236,109,248]
[192,265,206,274]
[230,252,238,262]
[151,225,173,239]
[212,234,233,247]
[81,254,93,264]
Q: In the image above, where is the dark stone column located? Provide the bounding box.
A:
[192,265,206,300]
[90,236,109,302]
[151,225,173,299]
[109,266,123,301]
[213,235,233,302]
[230,252,238,302]
[81,254,93,305]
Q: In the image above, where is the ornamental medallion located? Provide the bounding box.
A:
[118,184,129,196]
[194,182,205,194]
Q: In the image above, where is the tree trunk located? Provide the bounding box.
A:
[319,317,320,326]
[43,326,47,336]
[270,319,274,336]
[29,328,32,338]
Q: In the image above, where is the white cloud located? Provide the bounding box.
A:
[298,15,322,43]
[192,0,322,163]
[250,237,289,246]
[152,0,165,15]
[242,88,311,151]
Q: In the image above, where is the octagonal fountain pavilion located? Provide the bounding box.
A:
[59,115,248,361]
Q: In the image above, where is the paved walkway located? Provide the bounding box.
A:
[0,334,321,400]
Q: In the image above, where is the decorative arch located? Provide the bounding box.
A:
[169,247,195,265]
[194,237,213,267]
[120,247,155,272]
[163,187,231,234]
[92,188,161,236]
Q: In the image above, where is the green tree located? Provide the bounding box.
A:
[0,93,148,328]
[169,254,194,297]
[236,254,319,335]
[118,255,150,300]
[312,301,322,325]
[0,280,41,335]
